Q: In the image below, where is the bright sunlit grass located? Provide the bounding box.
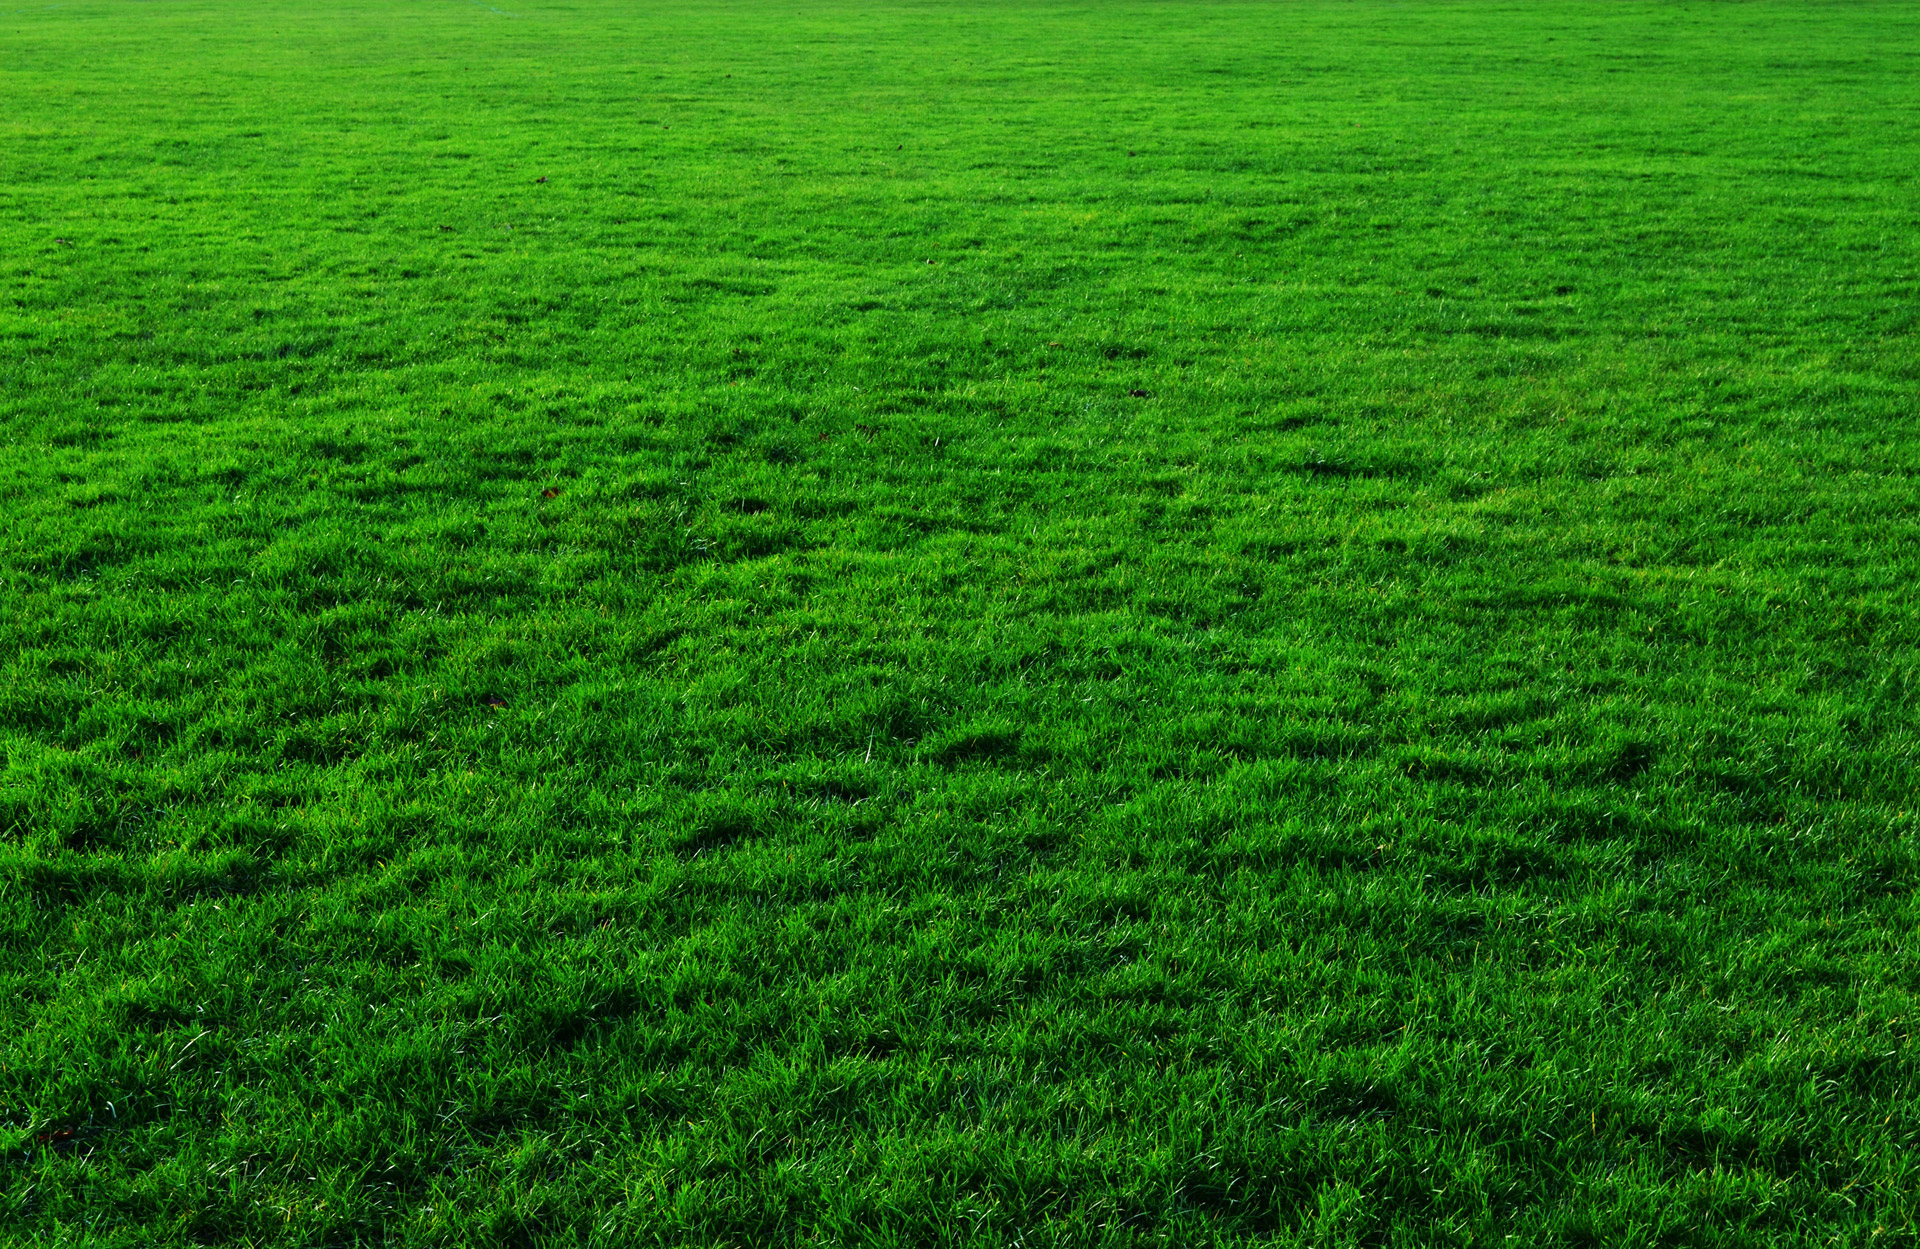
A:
[2,0,1917,1243]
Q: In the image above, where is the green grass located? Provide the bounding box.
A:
[3,0,1918,1243]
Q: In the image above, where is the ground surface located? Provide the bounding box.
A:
[1,0,1917,1244]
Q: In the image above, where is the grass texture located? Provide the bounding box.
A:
[2,0,1918,1243]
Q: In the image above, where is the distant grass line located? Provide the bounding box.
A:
[1,0,1917,1244]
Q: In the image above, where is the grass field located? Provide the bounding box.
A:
[3,0,1919,1243]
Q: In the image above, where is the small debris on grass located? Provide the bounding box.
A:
[541,487,561,498]
[54,238,73,246]
[535,176,547,183]
[439,225,455,232]
[1129,389,1150,398]
[31,1127,92,1156]
[482,694,508,709]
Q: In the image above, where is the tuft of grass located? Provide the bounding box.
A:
[2,0,1918,1243]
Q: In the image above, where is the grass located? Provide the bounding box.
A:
[2,0,1918,1243]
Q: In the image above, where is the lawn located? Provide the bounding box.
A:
[2,0,1917,1243]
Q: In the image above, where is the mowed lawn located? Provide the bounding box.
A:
[2,0,1917,1243]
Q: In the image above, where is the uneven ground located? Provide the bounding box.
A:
[2,0,1917,1244]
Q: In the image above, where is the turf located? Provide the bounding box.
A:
[2,0,1918,1243]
